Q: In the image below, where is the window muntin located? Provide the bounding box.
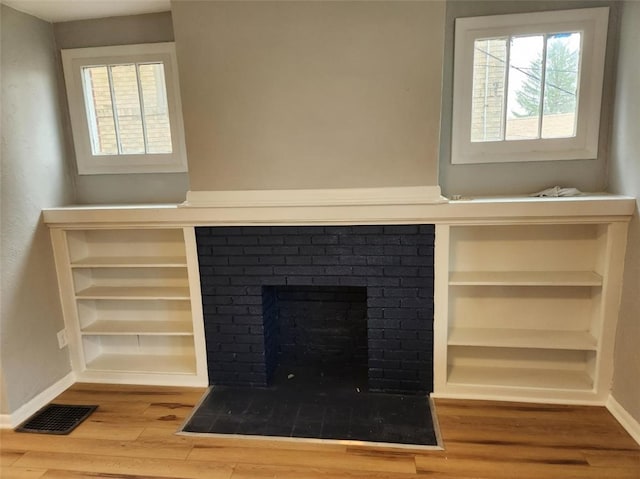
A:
[452,8,608,164]
[62,43,187,175]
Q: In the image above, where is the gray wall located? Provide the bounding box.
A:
[439,0,619,197]
[53,12,189,204]
[0,5,75,414]
[608,0,640,425]
[172,1,445,192]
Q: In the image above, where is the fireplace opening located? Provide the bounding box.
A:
[262,285,368,391]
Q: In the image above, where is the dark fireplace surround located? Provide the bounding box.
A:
[195,224,435,393]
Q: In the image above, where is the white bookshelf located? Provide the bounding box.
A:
[435,221,629,404]
[50,227,207,387]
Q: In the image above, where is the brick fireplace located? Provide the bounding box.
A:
[196,224,434,393]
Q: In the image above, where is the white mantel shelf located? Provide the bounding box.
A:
[43,192,635,228]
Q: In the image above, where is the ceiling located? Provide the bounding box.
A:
[2,0,171,23]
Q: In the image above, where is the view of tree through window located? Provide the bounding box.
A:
[471,32,581,142]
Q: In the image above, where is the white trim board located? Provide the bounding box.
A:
[183,186,446,208]
[0,372,75,429]
[606,395,640,445]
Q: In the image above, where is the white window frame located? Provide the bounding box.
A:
[451,7,609,165]
[62,43,188,175]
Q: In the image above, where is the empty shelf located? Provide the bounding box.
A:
[449,271,603,286]
[81,320,193,335]
[75,286,191,300]
[447,365,594,391]
[71,256,187,268]
[86,353,196,375]
[448,328,598,351]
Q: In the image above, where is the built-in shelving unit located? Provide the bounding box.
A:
[50,228,207,386]
[44,196,633,403]
[434,221,628,404]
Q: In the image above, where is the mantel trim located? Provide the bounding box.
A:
[183,186,447,208]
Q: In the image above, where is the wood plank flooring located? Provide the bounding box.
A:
[1,383,638,478]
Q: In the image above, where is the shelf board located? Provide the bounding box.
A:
[76,286,191,300]
[449,271,602,286]
[71,256,187,268]
[447,365,594,391]
[81,320,193,335]
[86,353,196,375]
[448,328,598,351]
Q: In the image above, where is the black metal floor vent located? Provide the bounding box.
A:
[17,404,97,435]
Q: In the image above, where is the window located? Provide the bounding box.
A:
[451,8,609,164]
[62,43,187,174]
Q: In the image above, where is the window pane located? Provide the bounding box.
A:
[541,32,580,139]
[471,38,507,142]
[81,66,118,155]
[139,63,172,154]
[506,35,544,140]
[110,64,145,154]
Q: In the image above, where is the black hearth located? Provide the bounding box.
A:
[195,225,434,394]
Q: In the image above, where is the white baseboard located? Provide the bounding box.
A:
[0,372,75,429]
[606,395,640,445]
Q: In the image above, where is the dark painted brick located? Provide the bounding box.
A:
[339,236,367,245]
[385,350,419,361]
[400,256,431,266]
[323,266,352,276]
[221,343,252,353]
[365,277,400,287]
[311,256,341,265]
[383,308,417,319]
[367,298,401,308]
[353,245,384,256]
[339,276,367,287]
[243,266,274,276]
[228,256,260,265]
[400,297,432,309]
[219,324,250,334]
[212,246,245,255]
[366,256,400,266]
[312,235,339,245]
[339,255,368,265]
[273,266,325,276]
[384,288,418,298]
[369,339,401,350]
[401,235,435,246]
[352,266,382,277]
[284,235,312,245]
[368,319,401,329]
[232,296,263,305]
[367,235,401,245]
[384,266,418,277]
[286,276,314,285]
[311,276,341,286]
[353,225,384,234]
[384,225,418,234]
[258,236,285,245]
[229,276,262,286]
[285,255,312,265]
[216,305,249,315]
[383,245,418,256]
[367,287,384,297]
[227,236,258,246]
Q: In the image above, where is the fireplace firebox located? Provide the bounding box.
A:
[196,225,434,393]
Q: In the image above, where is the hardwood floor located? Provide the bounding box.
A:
[1,383,638,478]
